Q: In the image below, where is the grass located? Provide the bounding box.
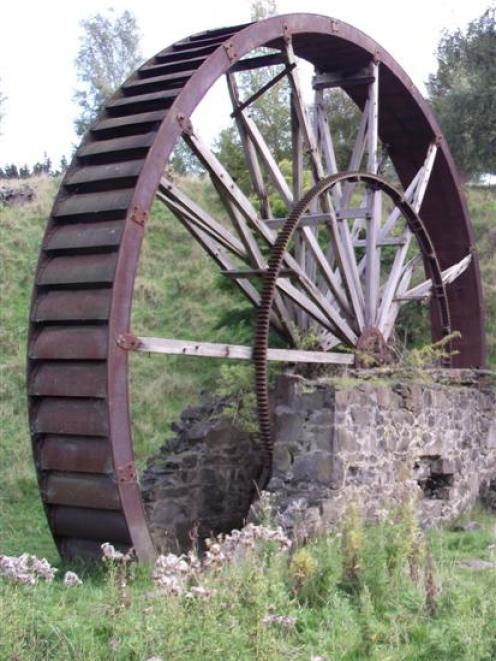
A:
[0,176,495,659]
[1,507,495,660]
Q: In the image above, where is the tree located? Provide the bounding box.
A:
[59,155,69,173]
[74,9,142,136]
[19,165,31,178]
[427,7,496,179]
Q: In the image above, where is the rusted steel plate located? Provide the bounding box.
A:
[31,398,109,436]
[53,189,134,221]
[38,435,113,473]
[30,362,107,398]
[155,44,220,63]
[37,253,118,286]
[78,135,155,160]
[52,507,130,544]
[92,111,167,133]
[189,23,250,40]
[64,161,145,188]
[173,32,236,49]
[106,90,179,115]
[44,473,121,510]
[140,57,208,77]
[30,326,108,360]
[32,289,112,322]
[44,220,124,252]
[123,71,195,95]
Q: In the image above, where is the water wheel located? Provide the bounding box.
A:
[27,14,485,561]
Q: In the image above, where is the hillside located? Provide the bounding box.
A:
[0,178,495,659]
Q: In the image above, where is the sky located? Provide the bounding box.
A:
[0,0,492,167]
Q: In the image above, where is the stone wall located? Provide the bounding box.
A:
[141,397,262,553]
[268,370,495,537]
[142,370,495,551]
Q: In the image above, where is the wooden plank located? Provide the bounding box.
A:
[223,268,293,278]
[314,88,342,206]
[291,93,308,328]
[242,113,293,207]
[133,336,354,365]
[364,63,381,326]
[226,73,271,219]
[265,209,368,229]
[158,178,248,259]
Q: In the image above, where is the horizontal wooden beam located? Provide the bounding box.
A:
[222,268,294,279]
[264,208,368,229]
[121,335,354,365]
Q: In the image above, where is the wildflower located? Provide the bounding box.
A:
[0,553,57,585]
[63,571,82,587]
[101,542,125,561]
[32,557,57,582]
[185,586,216,600]
[262,613,296,630]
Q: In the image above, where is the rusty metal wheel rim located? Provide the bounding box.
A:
[27,14,485,562]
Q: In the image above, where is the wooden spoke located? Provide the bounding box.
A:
[378,142,438,241]
[284,42,366,328]
[382,255,419,340]
[364,63,381,325]
[291,92,308,328]
[339,98,369,210]
[376,142,438,332]
[128,336,354,365]
[396,254,472,302]
[162,136,357,344]
[314,88,342,206]
[242,113,294,207]
[158,179,249,260]
[158,44,451,363]
[226,73,271,218]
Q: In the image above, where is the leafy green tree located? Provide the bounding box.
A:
[74,9,142,136]
[427,7,496,179]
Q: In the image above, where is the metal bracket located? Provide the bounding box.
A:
[330,19,339,33]
[177,112,194,136]
[117,462,137,483]
[117,333,141,351]
[130,206,148,226]
[224,41,237,62]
